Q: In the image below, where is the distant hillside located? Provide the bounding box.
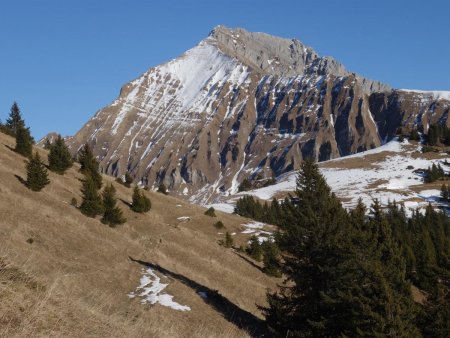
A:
[0,131,277,337]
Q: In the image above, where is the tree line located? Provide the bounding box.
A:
[236,161,449,337]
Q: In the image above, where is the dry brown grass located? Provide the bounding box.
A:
[0,132,277,337]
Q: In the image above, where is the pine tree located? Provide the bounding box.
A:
[79,174,103,217]
[26,152,50,191]
[261,241,282,277]
[101,184,125,226]
[5,102,25,136]
[263,161,420,337]
[157,182,168,194]
[124,172,133,188]
[48,134,72,174]
[441,184,449,201]
[246,235,263,261]
[15,124,33,158]
[224,231,233,248]
[78,143,102,189]
[131,187,151,213]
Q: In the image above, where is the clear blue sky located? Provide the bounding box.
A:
[0,0,449,139]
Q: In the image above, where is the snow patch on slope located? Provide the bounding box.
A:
[128,267,190,311]
[401,89,450,101]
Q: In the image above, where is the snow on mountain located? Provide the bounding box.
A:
[212,139,450,216]
[68,26,450,205]
[401,89,450,101]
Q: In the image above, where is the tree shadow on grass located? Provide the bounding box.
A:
[234,251,264,273]
[128,256,273,338]
[14,174,27,188]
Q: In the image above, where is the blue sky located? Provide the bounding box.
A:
[0,0,449,139]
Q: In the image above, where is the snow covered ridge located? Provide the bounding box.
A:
[128,267,191,311]
[401,89,450,101]
[213,139,450,217]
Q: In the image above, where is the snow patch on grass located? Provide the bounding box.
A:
[128,268,190,311]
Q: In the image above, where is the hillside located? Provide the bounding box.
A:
[65,26,450,205]
[212,138,450,216]
[0,131,277,337]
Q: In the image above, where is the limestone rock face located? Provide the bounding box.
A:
[68,26,450,204]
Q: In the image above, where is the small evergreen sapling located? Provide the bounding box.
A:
[131,187,151,213]
[78,143,102,189]
[204,207,216,217]
[26,152,50,191]
[124,172,133,188]
[224,232,233,248]
[5,102,25,137]
[246,235,263,261]
[157,183,168,195]
[101,184,126,226]
[48,134,73,174]
[15,125,33,158]
[79,174,104,217]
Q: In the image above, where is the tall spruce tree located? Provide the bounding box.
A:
[15,124,33,158]
[131,187,151,213]
[263,161,420,337]
[78,143,102,189]
[101,184,125,226]
[48,134,73,174]
[79,173,103,217]
[5,102,25,136]
[26,152,50,191]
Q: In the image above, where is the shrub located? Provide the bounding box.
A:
[26,152,50,191]
[131,187,151,213]
[124,172,133,188]
[157,183,168,194]
[224,232,234,248]
[70,197,78,207]
[214,221,224,229]
[204,207,216,217]
[101,184,126,227]
[246,235,263,261]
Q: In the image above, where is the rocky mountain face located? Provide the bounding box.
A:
[67,26,450,204]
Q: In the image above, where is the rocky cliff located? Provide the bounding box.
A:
[67,26,450,204]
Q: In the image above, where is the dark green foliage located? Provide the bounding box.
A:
[43,138,52,149]
[238,178,252,192]
[15,124,33,158]
[263,160,420,337]
[261,241,282,277]
[425,163,446,183]
[131,187,151,213]
[213,221,224,229]
[26,152,50,191]
[48,135,72,174]
[101,184,126,226]
[78,144,102,189]
[224,232,233,248]
[410,128,421,141]
[246,235,263,261]
[441,183,450,201]
[124,172,133,188]
[204,207,216,217]
[4,102,25,137]
[157,182,168,194]
[70,197,77,207]
[79,174,103,217]
[426,124,450,146]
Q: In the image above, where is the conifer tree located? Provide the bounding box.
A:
[5,102,25,136]
[79,174,103,217]
[101,184,125,226]
[15,124,33,158]
[263,161,420,337]
[78,143,102,189]
[124,172,133,188]
[26,152,50,191]
[48,134,73,174]
[157,182,168,194]
[131,187,151,213]
[224,231,233,248]
[246,235,263,261]
[261,241,281,277]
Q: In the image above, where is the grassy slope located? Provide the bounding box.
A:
[0,132,277,337]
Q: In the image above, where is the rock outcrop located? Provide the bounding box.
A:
[68,26,450,204]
